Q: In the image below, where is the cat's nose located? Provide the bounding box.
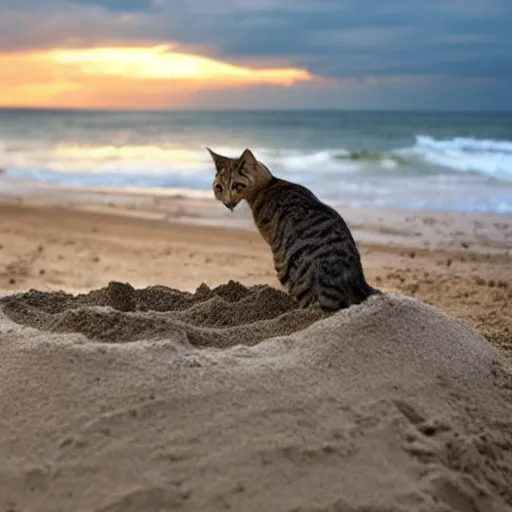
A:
[224,202,236,211]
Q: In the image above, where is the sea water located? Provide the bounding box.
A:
[1,109,511,214]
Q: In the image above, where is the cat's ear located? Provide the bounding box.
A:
[238,148,258,172]
[207,148,232,173]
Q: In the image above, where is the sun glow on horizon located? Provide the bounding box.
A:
[0,44,316,109]
[50,45,313,85]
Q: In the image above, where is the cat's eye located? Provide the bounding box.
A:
[215,184,223,192]
[234,183,246,191]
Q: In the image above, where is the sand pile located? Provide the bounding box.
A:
[0,281,323,346]
[0,282,511,512]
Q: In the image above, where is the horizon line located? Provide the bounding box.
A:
[1,106,511,114]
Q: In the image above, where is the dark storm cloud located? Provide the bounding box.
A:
[150,0,512,82]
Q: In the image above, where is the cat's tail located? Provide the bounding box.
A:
[316,276,381,313]
[367,284,383,296]
[356,280,382,304]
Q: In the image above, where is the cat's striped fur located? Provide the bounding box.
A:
[208,147,379,312]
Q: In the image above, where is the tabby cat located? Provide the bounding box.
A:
[208,147,379,312]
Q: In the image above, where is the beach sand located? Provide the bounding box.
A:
[0,188,511,511]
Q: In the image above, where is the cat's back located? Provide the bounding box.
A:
[252,177,349,236]
[252,177,332,216]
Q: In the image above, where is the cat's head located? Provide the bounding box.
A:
[207,148,271,210]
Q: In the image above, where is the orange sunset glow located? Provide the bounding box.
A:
[1,45,316,109]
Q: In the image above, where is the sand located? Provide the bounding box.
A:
[1,201,510,355]
[1,190,512,511]
[0,281,511,511]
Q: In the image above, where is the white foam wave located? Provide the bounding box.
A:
[401,135,512,181]
[0,143,361,182]
[415,135,512,154]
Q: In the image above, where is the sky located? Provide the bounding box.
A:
[1,0,511,110]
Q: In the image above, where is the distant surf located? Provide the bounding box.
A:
[3,136,512,181]
[398,135,512,182]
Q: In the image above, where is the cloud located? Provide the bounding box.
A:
[0,45,315,109]
[185,1,512,82]
[49,45,314,85]
[0,0,510,109]
[0,2,164,52]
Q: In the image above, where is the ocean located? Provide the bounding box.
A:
[1,109,512,214]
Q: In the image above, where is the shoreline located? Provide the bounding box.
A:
[1,177,511,255]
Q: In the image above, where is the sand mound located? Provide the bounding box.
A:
[0,283,511,512]
[0,281,323,346]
